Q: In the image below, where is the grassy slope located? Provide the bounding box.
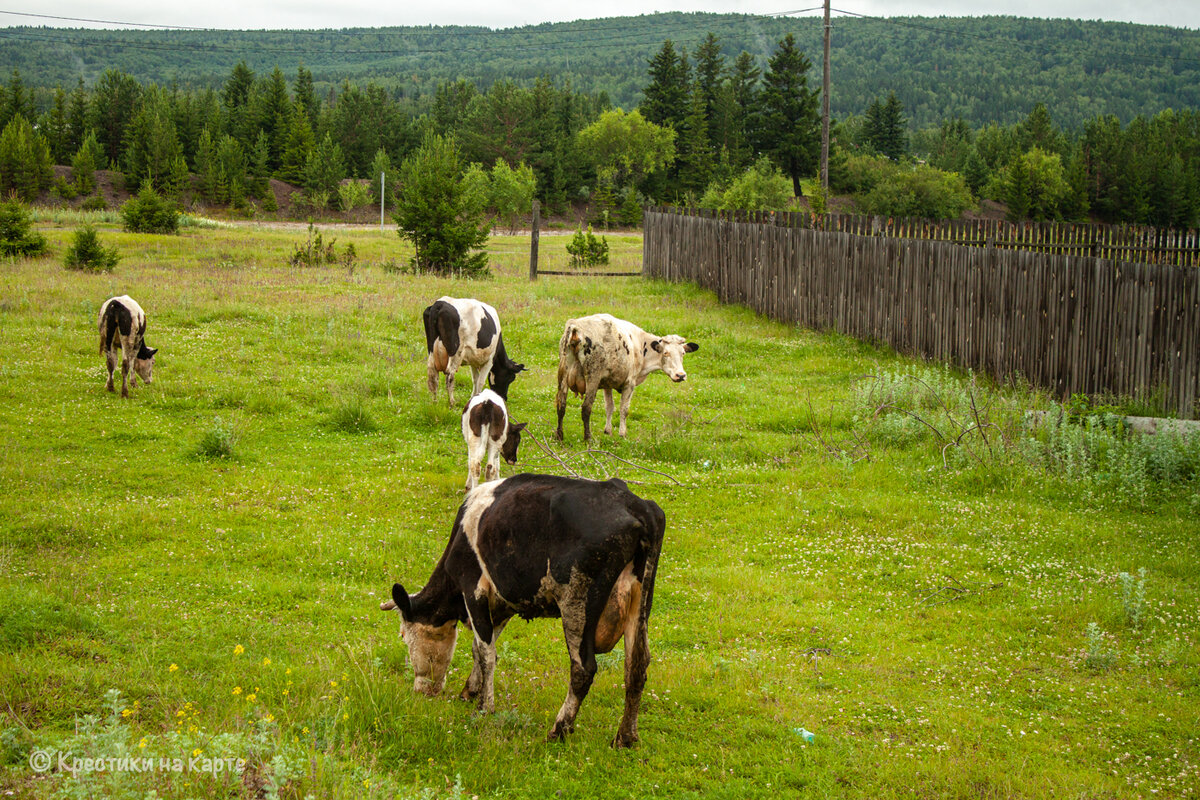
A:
[1,223,1197,798]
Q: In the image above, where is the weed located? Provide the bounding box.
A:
[328,397,379,434]
[194,417,237,460]
[1082,622,1119,671]
[1119,568,1148,629]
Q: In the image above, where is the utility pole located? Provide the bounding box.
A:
[379,172,385,230]
[820,0,831,193]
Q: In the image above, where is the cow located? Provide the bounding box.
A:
[554,313,699,441]
[423,297,525,407]
[461,389,526,491]
[380,474,665,747]
[97,295,157,399]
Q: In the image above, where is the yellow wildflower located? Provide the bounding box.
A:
[233,644,244,656]
[138,738,147,750]
[262,658,271,667]
[168,664,179,673]
[246,693,257,703]
[232,686,242,695]
[192,748,202,758]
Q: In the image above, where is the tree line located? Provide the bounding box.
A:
[2,13,1197,130]
[1,28,1197,230]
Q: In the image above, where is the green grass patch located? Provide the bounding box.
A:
[1,224,1197,799]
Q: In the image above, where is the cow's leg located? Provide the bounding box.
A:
[617,386,636,437]
[462,613,507,712]
[104,346,118,392]
[119,343,133,399]
[613,583,649,748]
[580,379,602,442]
[465,440,485,491]
[603,389,615,436]
[548,609,598,741]
[554,381,569,441]
[471,357,493,398]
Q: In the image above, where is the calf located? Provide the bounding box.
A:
[97,295,157,399]
[461,389,526,491]
[423,297,525,407]
[555,313,698,441]
[381,474,665,747]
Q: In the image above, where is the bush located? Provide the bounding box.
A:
[338,180,371,212]
[566,225,609,267]
[0,198,48,258]
[288,223,344,268]
[63,224,119,272]
[81,194,107,211]
[841,154,974,219]
[699,157,794,212]
[120,186,179,234]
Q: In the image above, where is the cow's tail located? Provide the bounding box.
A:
[556,323,584,395]
[98,301,118,355]
[632,500,666,626]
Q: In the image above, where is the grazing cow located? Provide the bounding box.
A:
[423,297,525,407]
[555,313,699,441]
[461,389,526,491]
[97,295,157,399]
[380,474,665,747]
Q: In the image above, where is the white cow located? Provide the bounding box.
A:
[98,295,157,399]
[423,297,525,407]
[461,389,525,491]
[554,313,698,441]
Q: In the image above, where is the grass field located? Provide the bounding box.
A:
[1,219,1198,799]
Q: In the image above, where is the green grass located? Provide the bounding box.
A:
[1,221,1198,798]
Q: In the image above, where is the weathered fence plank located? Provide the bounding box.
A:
[643,207,1200,418]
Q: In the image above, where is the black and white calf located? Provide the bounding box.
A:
[381,474,665,747]
[555,313,699,441]
[461,389,526,491]
[97,295,157,399]
[423,297,525,407]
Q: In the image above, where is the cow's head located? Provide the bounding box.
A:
[489,358,525,401]
[386,583,459,696]
[650,336,699,382]
[501,421,527,465]
[135,344,158,385]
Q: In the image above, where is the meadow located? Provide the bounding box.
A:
[1,218,1198,799]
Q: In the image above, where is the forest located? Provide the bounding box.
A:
[2,13,1199,129]
[1,14,1198,229]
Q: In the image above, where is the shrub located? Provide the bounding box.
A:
[81,194,107,211]
[337,180,371,212]
[566,225,609,267]
[63,224,119,272]
[699,157,794,212]
[0,198,48,258]
[120,186,179,234]
[288,223,341,268]
[194,418,237,460]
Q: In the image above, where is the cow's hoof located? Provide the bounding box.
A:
[610,732,638,749]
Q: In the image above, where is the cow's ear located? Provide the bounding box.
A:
[650,339,663,353]
[391,583,412,620]
[145,347,158,357]
[511,421,527,433]
[512,362,526,373]
[684,342,699,353]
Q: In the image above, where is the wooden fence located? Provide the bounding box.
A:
[643,207,1200,418]
[668,209,1200,267]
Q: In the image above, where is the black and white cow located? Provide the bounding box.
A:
[98,295,157,399]
[555,313,698,441]
[423,297,524,407]
[461,389,526,491]
[381,474,665,747]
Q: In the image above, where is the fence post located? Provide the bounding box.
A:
[529,199,540,281]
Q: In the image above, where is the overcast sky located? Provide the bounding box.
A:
[4,0,1198,31]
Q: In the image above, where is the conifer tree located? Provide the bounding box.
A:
[0,116,53,200]
[754,34,820,197]
[641,40,690,130]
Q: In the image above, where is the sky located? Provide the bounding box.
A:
[2,0,1198,31]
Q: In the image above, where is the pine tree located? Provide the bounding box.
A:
[0,116,53,201]
[66,78,88,157]
[692,33,725,147]
[250,130,271,199]
[278,109,315,185]
[293,64,319,123]
[251,68,292,173]
[42,87,71,164]
[91,70,142,168]
[194,128,217,202]
[304,132,346,198]
[877,92,909,161]
[641,40,690,130]
[754,34,820,197]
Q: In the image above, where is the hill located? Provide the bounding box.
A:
[3,13,1199,128]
